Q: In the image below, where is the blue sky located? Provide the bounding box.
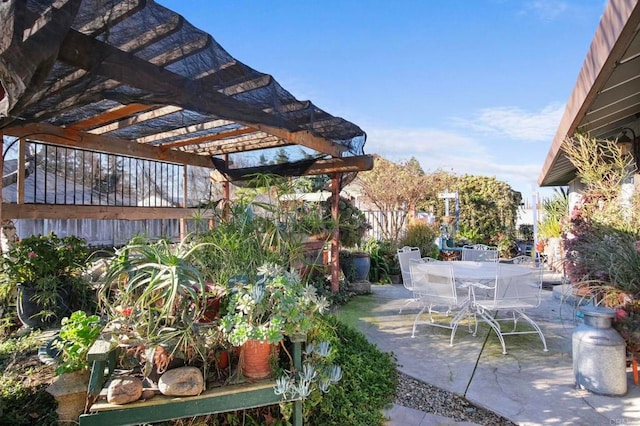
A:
[158,0,607,199]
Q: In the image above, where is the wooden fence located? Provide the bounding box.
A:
[12,210,407,248]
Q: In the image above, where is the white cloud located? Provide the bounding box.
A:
[364,126,546,195]
[520,1,569,22]
[452,103,564,142]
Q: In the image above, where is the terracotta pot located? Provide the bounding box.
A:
[240,339,276,380]
[199,296,221,323]
[217,350,229,369]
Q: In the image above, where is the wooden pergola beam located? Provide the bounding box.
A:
[68,103,157,131]
[89,105,184,134]
[2,122,215,169]
[56,29,346,157]
[135,119,235,144]
[0,204,211,220]
[194,135,286,155]
[160,127,256,149]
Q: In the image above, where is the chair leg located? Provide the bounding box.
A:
[516,310,548,352]
[411,305,428,338]
[399,298,418,314]
[476,309,508,355]
[448,306,471,346]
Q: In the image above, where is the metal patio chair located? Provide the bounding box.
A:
[397,246,422,313]
[410,262,472,346]
[472,263,548,354]
[461,244,499,262]
[511,255,534,265]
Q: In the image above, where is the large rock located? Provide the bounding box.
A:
[107,376,143,405]
[158,366,204,396]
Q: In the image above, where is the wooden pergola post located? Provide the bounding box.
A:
[223,154,230,221]
[331,173,341,292]
[180,164,188,240]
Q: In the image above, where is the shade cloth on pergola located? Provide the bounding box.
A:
[0,0,372,220]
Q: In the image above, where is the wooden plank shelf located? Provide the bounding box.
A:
[80,379,298,426]
[79,339,303,426]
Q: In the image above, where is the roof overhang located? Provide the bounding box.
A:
[538,0,640,187]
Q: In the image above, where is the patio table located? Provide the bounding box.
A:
[412,261,532,298]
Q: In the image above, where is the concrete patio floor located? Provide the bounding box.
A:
[336,271,640,425]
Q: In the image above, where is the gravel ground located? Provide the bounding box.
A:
[395,372,516,425]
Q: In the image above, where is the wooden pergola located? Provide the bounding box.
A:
[0,0,372,291]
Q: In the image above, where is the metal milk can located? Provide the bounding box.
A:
[572,305,627,396]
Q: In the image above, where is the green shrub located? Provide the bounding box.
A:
[363,238,399,283]
[400,222,439,259]
[306,315,397,425]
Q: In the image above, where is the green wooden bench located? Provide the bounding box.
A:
[79,340,303,426]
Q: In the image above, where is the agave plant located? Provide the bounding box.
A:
[100,237,209,342]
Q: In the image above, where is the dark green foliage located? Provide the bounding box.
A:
[455,175,522,244]
[306,315,397,425]
[400,222,439,259]
[322,196,369,248]
[518,224,534,241]
[363,238,399,283]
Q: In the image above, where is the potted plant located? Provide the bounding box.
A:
[323,196,371,282]
[0,232,94,329]
[47,310,104,423]
[99,236,215,379]
[219,262,329,379]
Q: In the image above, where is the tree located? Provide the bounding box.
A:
[357,155,427,241]
[454,175,522,244]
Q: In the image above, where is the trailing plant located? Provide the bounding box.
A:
[274,340,342,421]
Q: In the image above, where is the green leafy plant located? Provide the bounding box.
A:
[0,233,89,286]
[0,232,95,324]
[538,188,569,239]
[220,263,329,346]
[305,315,397,425]
[54,310,104,374]
[363,238,399,283]
[323,196,369,249]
